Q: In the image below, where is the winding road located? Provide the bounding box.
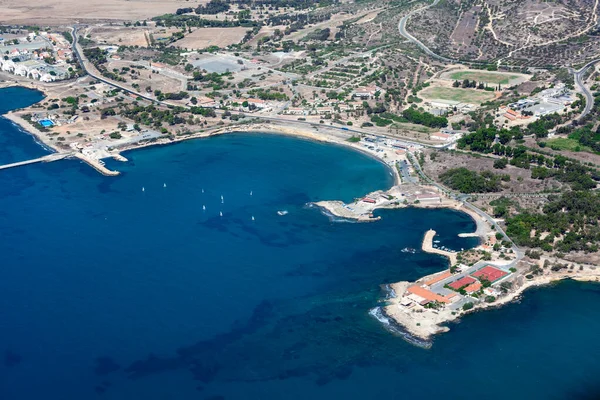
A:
[397,0,454,63]
[573,58,600,121]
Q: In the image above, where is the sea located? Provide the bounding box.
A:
[1,87,599,400]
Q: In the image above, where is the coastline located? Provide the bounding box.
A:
[381,233,600,342]
[5,85,599,347]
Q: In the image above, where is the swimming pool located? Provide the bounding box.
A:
[39,119,54,127]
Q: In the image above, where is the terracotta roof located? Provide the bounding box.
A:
[407,285,452,304]
[424,271,452,286]
[464,282,482,294]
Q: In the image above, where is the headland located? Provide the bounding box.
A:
[3,83,600,348]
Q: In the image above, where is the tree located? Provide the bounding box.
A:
[493,158,508,169]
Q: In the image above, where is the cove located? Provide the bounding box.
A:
[0,87,48,164]
[0,89,599,400]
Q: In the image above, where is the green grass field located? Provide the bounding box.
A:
[449,70,520,85]
[546,138,592,152]
[419,86,495,104]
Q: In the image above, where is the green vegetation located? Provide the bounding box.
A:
[439,168,503,193]
[419,86,495,104]
[402,108,447,128]
[506,191,600,253]
[449,71,519,85]
[545,137,591,152]
[457,127,598,190]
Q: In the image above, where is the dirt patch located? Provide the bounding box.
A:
[90,26,151,47]
[424,149,566,194]
[0,0,208,24]
[171,27,249,49]
[420,85,496,105]
[450,6,480,52]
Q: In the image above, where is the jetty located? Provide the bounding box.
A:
[422,229,457,265]
[0,152,73,171]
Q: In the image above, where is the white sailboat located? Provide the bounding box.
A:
[220,211,223,217]
[202,205,206,211]
[163,183,167,188]
[221,195,224,204]
[142,187,145,192]
[252,215,255,221]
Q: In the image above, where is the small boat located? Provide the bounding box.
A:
[142,187,145,192]
[250,191,253,196]
[220,211,223,217]
[221,195,224,204]
[202,205,206,211]
[252,215,255,221]
[163,183,167,188]
[202,188,204,193]
[277,210,288,216]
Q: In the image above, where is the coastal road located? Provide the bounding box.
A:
[397,0,454,63]
[71,26,439,151]
[573,58,600,121]
[406,152,523,265]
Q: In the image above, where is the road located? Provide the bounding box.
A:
[397,0,454,63]
[406,152,524,265]
[72,26,439,150]
[573,58,600,121]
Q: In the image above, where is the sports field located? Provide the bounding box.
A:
[447,70,522,85]
[419,86,495,104]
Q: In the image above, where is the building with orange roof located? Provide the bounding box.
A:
[424,271,452,287]
[407,285,453,304]
[464,282,482,294]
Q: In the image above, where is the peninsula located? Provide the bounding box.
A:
[2,0,600,346]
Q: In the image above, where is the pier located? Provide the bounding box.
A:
[422,229,458,265]
[0,152,73,171]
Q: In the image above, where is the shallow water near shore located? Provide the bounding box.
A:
[0,87,48,164]
[1,87,600,400]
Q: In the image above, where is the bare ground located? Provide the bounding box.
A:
[423,149,567,194]
[0,0,205,24]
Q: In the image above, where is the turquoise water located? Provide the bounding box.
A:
[1,87,600,400]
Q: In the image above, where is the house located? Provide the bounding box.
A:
[464,282,482,294]
[285,107,306,115]
[316,106,333,115]
[424,270,452,287]
[352,85,381,99]
[431,132,452,141]
[406,285,454,304]
[247,98,267,109]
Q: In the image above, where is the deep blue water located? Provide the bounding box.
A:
[0,87,49,164]
[1,87,600,400]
